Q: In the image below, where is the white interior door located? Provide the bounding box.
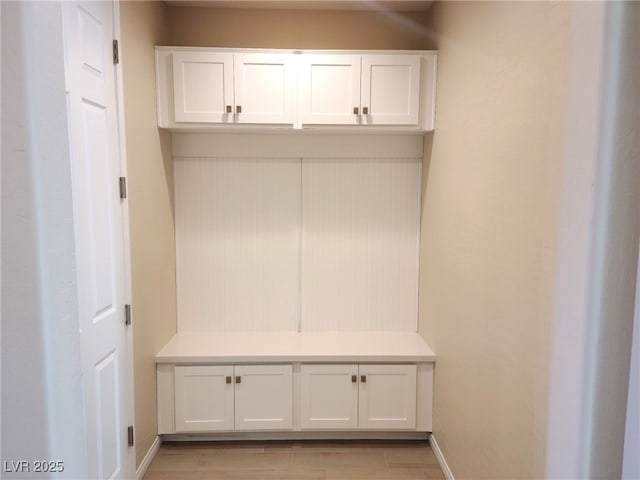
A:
[234,365,293,430]
[62,1,134,478]
[300,364,358,429]
[359,365,417,429]
[173,51,234,123]
[361,55,421,125]
[174,366,235,432]
[301,54,361,125]
[234,53,295,124]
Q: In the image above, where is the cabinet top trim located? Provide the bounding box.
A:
[171,133,425,158]
[156,331,436,364]
[156,46,437,56]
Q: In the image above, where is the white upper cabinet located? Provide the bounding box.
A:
[301,54,422,126]
[361,55,421,126]
[300,54,362,125]
[157,48,437,130]
[173,51,234,123]
[172,52,295,125]
[234,53,296,124]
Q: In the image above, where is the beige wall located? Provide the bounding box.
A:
[120,1,177,467]
[167,6,433,49]
[418,2,570,478]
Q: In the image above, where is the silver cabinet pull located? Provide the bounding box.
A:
[235,376,241,384]
[351,375,357,383]
[225,376,232,384]
[236,105,242,114]
[361,375,366,383]
[353,107,359,115]
[226,105,232,114]
[363,106,369,115]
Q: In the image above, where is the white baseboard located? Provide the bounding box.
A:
[136,435,162,480]
[429,434,455,480]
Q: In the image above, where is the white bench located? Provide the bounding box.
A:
[156,331,435,439]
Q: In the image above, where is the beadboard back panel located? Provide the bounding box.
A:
[174,157,301,332]
[301,158,421,332]
[173,135,422,333]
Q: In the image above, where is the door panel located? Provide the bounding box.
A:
[234,53,295,124]
[80,99,116,318]
[234,365,292,430]
[361,55,421,125]
[173,51,234,123]
[63,1,133,477]
[95,350,120,478]
[300,364,358,429]
[174,366,235,432]
[301,55,361,125]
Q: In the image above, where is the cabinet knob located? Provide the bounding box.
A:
[361,375,366,383]
[226,105,232,114]
[236,105,242,114]
[225,376,231,384]
[353,106,359,115]
[235,376,241,384]
[351,375,357,383]
[363,106,369,115]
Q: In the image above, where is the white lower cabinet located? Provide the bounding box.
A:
[174,364,292,432]
[169,363,422,434]
[300,364,417,430]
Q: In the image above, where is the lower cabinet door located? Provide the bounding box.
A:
[174,365,234,432]
[300,364,359,429]
[358,364,417,429]
[234,364,293,430]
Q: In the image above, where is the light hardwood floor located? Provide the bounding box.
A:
[143,440,445,480]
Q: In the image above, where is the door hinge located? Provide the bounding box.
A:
[127,425,134,447]
[119,177,127,199]
[113,39,119,64]
[124,304,131,326]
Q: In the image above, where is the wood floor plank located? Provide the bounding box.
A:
[147,454,202,472]
[198,451,292,470]
[324,467,430,480]
[384,447,440,467]
[292,451,387,469]
[144,470,324,480]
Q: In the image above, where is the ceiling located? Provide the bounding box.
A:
[164,0,434,11]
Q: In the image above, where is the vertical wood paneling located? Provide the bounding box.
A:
[301,158,421,332]
[174,157,301,331]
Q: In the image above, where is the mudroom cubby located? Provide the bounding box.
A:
[155,47,437,440]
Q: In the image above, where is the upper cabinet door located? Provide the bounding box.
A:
[234,53,296,124]
[361,55,421,126]
[301,54,361,125]
[173,51,234,123]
